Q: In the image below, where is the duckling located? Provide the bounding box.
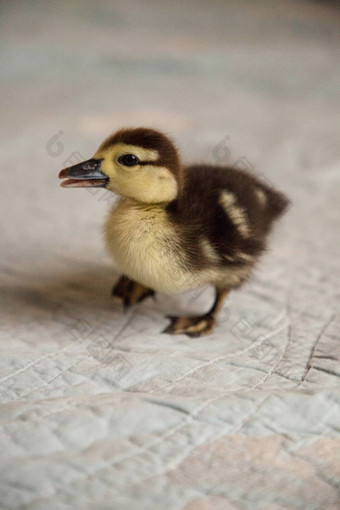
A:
[59,128,288,337]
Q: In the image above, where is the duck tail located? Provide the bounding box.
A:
[267,187,290,220]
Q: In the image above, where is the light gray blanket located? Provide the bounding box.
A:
[1,1,339,508]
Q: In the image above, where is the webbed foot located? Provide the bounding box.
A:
[162,313,216,338]
[112,275,155,309]
[162,288,229,338]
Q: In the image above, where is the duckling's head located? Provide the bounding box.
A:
[59,128,182,203]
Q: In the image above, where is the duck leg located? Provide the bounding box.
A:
[163,287,229,338]
[112,275,155,309]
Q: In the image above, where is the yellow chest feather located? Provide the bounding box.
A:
[104,199,193,293]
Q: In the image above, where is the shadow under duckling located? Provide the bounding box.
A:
[59,128,289,337]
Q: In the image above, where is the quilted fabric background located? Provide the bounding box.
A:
[0,1,339,508]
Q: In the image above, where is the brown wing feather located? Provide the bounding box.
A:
[166,164,289,269]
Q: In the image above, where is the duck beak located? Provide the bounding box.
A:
[58,159,109,188]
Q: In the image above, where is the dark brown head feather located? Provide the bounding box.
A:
[99,127,184,191]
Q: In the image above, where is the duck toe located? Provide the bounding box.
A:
[162,313,216,337]
[112,275,155,309]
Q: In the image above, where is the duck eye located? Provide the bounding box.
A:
[118,154,139,167]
